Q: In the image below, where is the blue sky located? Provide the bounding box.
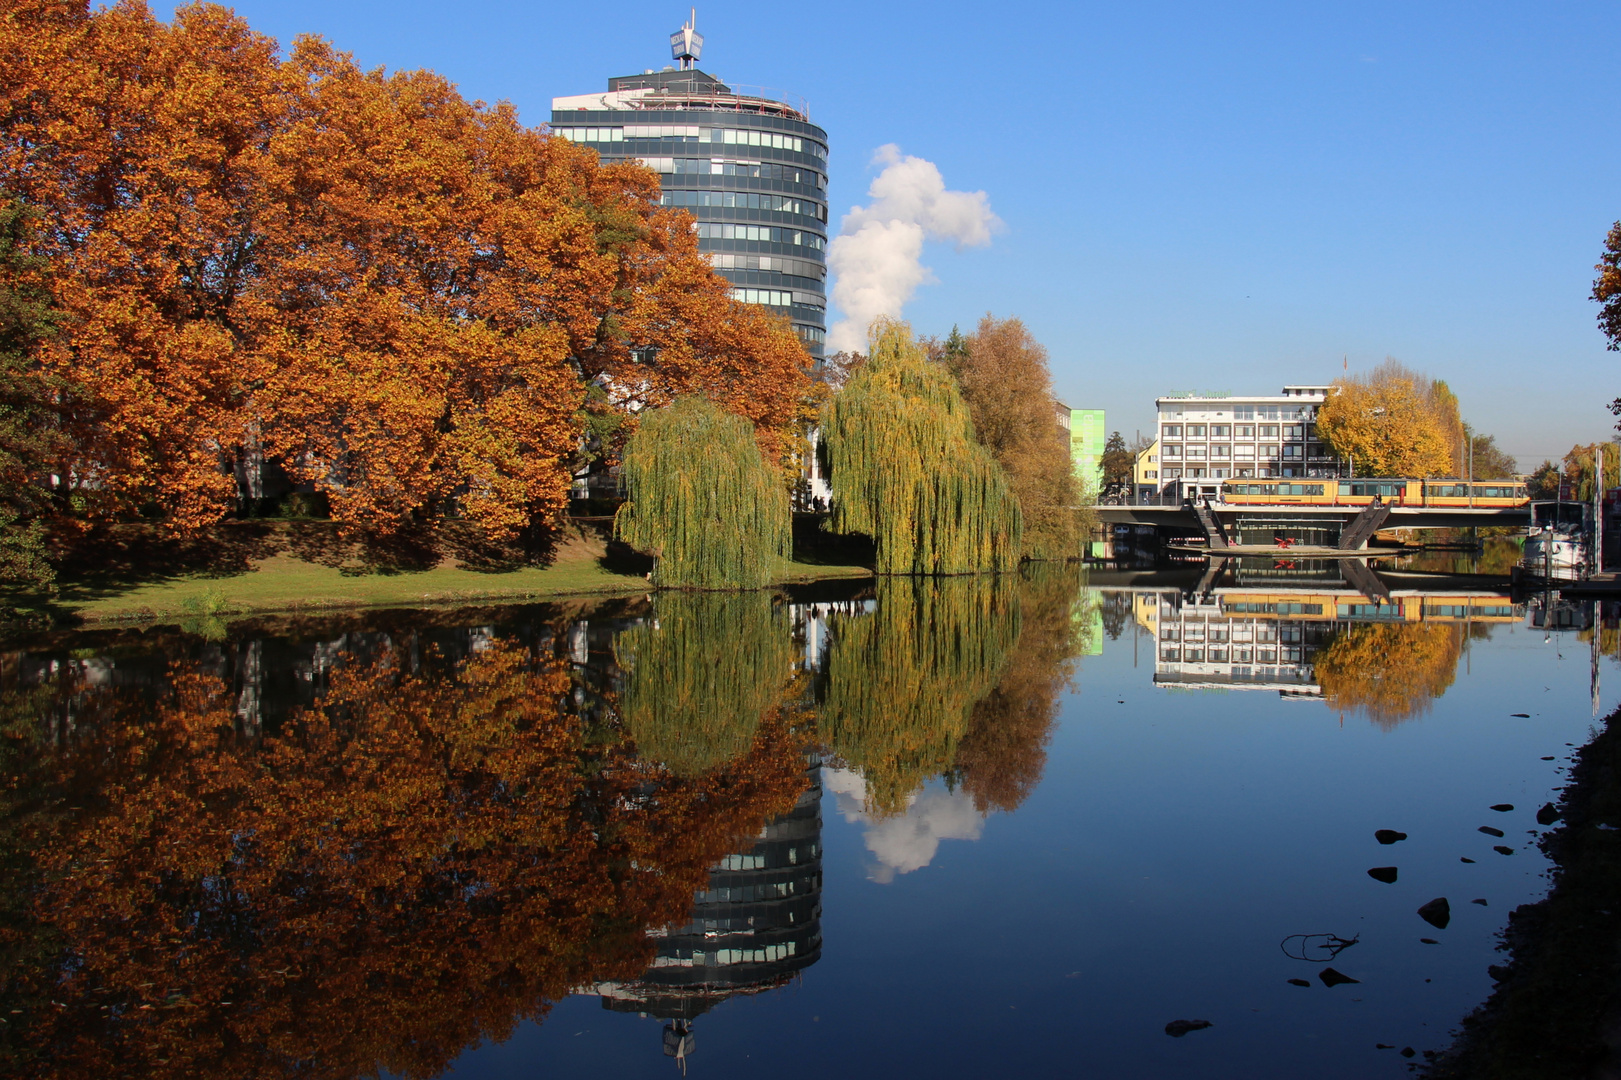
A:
[162,0,1621,467]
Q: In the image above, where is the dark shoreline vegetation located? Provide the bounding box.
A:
[1427,702,1621,1078]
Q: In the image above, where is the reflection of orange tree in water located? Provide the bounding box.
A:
[1314,622,1466,729]
[0,641,808,1080]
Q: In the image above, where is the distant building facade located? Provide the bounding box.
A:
[1059,406,1105,493]
[1154,385,1333,501]
[551,24,829,359]
[1132,437,1160,500]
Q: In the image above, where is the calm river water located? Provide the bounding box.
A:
[2,562,1614,1078]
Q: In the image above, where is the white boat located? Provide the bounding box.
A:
[1523,501,1590,580]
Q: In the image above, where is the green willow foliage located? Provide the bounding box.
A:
[821,318,1022,575]
[615,591,796,775]
[615,397,790,589]
[820,576,1020,814]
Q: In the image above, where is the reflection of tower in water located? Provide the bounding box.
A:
[593,767,823,1068]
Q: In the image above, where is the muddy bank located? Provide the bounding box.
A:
[1427,705,1621,1079]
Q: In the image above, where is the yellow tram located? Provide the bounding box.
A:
[1220,478,1528,508]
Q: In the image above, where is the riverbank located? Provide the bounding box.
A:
[1426,702,1621,1079]
[0,519,874,627]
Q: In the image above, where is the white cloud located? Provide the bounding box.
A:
[825,145,1002,354]
[823,766,985,884]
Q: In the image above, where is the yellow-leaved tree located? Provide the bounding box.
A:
[1316,360,1454,477]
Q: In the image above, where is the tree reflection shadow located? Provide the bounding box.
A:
[0,636,808,1079]
[1314,621,1467,728]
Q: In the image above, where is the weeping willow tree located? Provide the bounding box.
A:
[820,318,1022,575]
[615,397,790,589]
[819,576,1020,814]
[615,590,797,775]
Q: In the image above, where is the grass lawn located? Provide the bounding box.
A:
[10,519,874,625]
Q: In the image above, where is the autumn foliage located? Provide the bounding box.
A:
[1314,621,1465,729]
[0,1,811,537]
[1316,360,1456,478]
[0,638,809,1079]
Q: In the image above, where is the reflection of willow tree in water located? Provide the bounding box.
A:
[0,641,808,1080]
[952,565,1089,813]
[1314,622,1466,729]
[820,576,1020,814]
[615,591,797,774]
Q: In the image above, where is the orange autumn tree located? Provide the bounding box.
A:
[0,0,812,536]
[1,639,809,1080]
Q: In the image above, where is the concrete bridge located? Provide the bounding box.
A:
[1093,502,1530,550]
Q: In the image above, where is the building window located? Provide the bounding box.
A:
[1163,444,1182,458]
[1189,467,1206,478]
[1261,444,1280,458]
[1213,468,1227,478]
[1236,425,1255,438]
[1211,425,1231,438]
[1210,444,1230,458]
[1284,424,1304,439]
[1186,424,1206,438]
[1282,445,1302,458]
[1164,468,1182,479]
[1235,406,1255,420]
[1235,445,1255,459]
[1259,424,1279,438]
[1185,446,1206,458]
[1162,424,1182,438]
[1237,468,1254,477]
[1146,470,1157,479]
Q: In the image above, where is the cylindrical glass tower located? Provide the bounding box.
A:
[551,65,829,358]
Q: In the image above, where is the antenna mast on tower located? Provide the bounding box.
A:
[670,9,703,69]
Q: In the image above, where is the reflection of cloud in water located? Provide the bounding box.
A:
[823,767,985,883]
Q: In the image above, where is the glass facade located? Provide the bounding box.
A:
[551,69,828,357]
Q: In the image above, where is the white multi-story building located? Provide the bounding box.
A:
[1154,385,1334,500]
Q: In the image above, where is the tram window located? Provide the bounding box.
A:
[1430,483,1466,498]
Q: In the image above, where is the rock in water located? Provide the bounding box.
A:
[1287,978,1310,987]
[1401,1047,1417,1058]
[1479,825,1505,837]
[1319,968,1361,987]
[1367,866,1399,884]
[1490,804,1514,812]
[1537,803,1561,826]
[1461,857,1476,863]
[1511,713,1530,718]
[1420,938,1439,944]
[1375,829,1408,845]
[1165,1019,1212,1037]
[1418,897,1452,929]
[1494,845,1515,855]
[1472,898,1488,906]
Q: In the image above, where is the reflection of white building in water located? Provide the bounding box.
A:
[1135,587,1523,696]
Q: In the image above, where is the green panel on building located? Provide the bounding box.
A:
[1069,408,1105,495]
